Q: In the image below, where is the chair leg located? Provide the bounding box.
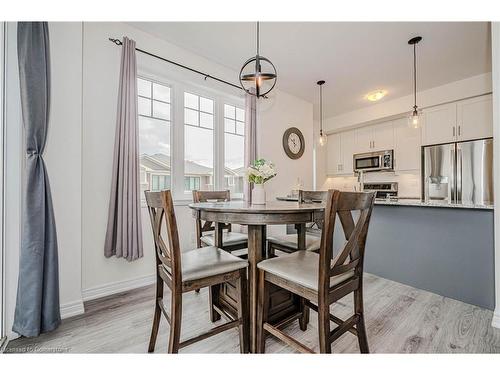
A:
[168,292,182,354]
[256,270,269,354]
[299,297,310,331]
[148,274,163,353]
[354,288,369,353]
[236,269,250,353]
[318,301,331,354]
[209,285,221,322]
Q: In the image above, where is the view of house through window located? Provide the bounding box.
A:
[184,92,214,192]
[138,77,244,200]
[138,77,171,202]
[224,104,245,198]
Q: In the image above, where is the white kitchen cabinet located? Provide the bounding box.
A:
[372,120,395,151]
[326,130,355,176]
[341,130,355,174]
[326,133,342,175]
[355,121,394,153]
[457,95,493,141]
[354,126,373,153]
[422,94,492,145]
[422,102,456,145]
[394,117,421,171]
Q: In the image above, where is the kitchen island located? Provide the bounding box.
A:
[278,196,495,309]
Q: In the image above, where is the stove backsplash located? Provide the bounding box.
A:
[321,171,420,198]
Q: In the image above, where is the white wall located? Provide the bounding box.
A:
[45,22,84,317]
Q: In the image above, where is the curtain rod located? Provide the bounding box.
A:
[108,37,242,91]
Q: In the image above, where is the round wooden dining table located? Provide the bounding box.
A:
[189,200,325,352]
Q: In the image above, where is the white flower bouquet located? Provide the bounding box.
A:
[246,158,277,185]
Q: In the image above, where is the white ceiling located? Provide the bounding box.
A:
[128,22,491,118]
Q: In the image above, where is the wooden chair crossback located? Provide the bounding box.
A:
[145,190,249,353]
[257,189,376,353]
[192,190,248,254]
[267,190,328,256]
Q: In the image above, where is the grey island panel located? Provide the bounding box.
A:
[362,205,495,310]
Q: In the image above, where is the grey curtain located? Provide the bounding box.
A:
[244,90,257,202]
[13,22,61,337]
[104,37,143,261]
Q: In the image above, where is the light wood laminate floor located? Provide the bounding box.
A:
[6,273,500,353]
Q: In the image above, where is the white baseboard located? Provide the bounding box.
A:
[82,273,156,302]
[60,299,85,319]
[492,309,500,329]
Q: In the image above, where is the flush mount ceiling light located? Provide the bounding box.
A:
[408,36,423,129]
[317,80,328,147]
[365,89,388,102]
[239,22,277,98]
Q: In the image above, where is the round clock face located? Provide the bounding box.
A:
[282,127,305,159]
[288,133,302,154]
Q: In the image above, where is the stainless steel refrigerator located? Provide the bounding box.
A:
[422,138,493,205]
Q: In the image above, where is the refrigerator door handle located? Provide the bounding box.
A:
[456,145,462,203]
[450,145,456,203]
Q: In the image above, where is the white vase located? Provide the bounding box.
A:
[252,184,266,205]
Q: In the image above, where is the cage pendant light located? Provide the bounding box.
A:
[408,36,422,129]
[239,22,277,98]
[317,80,327,146]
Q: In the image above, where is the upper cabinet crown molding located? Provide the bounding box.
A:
[422,94,492,146]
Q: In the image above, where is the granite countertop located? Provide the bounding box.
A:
[275,196,494,210]
[373,198,494,210]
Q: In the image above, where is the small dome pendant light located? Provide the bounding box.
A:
[317,80,328,147]
[408,36,422,129]
[239,22,277,98]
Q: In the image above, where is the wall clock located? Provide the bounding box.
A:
[282,127,305,159]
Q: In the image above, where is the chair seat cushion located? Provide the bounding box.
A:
[201,232,248,247]
[181,246,248,282]
[257,251,354,291]
[267,234,320,251]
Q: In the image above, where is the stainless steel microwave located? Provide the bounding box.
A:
[353,150,394,172]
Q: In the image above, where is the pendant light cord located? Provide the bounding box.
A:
[413,43,417,109]
[320,84,323,134]
[256,21,260,55]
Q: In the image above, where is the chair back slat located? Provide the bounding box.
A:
[298,190,328,228]
[318,190,376,294]
[145,190,181,287]
[192,190,232,240]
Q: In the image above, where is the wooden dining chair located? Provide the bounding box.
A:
[145,190,249,353]
[256,189,376,353]
[267,190,328,257]
[192,190,248,257]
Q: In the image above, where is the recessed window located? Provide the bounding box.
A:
[224,104,245,198]
[184,92,214,191]
[138,78,172,202]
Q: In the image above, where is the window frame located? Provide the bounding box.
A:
[137,71,245,203]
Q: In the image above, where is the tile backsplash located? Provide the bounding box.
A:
[321,171,421,198]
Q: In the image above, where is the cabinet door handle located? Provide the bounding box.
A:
[458,125,461,137]
[373,140,375,149]
[453,126,455,137]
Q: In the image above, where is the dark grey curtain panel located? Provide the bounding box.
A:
[13,22,61,337]
[104,37,143,261]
